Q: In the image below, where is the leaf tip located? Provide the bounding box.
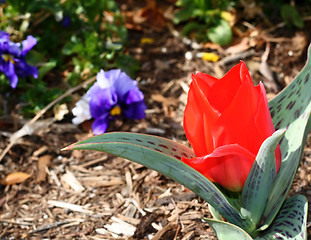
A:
[61,145,73,151]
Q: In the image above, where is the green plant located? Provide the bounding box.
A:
[64,44,311,239]
[0,0,139,116]
[256,0,304,28]
[173,0,236,45]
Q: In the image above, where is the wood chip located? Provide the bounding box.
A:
[80,155,108,168]
[48,200,93,214]
[81,176,123,187]
[152,222,178,240]
[29,219,83,234]
[181,230,195,240]
[36,155,51,182]
[33,146,48,157]
[104,216,136,237]
[61,170,85,192]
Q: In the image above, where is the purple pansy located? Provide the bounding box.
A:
[85,69,146,135]
[62,16,71,28]
[0,31,38,88]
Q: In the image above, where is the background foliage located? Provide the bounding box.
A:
[0,0,138,116]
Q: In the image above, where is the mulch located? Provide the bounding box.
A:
[0,1,311,239]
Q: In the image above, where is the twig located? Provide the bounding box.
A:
[0,76,96,162]
[29,75,96,125]
[262,16,311,34]
[28,219,83,234]
[47,200,93,214]
[218,49,256,65]
[0,218,33,226]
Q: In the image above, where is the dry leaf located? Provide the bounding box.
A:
[220,11,236,26]
[137,0,166,30]
[9,118,55,142]
[226,37,250,54]
[259,43,279,92]
[240,0,262,19]
[36,155,51,182]
[53,104,69,121]
[0,172,31,185]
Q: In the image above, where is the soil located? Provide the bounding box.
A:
[0,1,311,239]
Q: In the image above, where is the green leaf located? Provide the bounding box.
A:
[207,19,232,46]
[64,132,254,230]
[173,6,196,24]
[67,132,196,160]
[38,61,57,80]
[115,54,140,78]
[261,44,311,230]
[281,4,304,28]
[203,218,254,240]
[255,195,307,240]
[182,21,203,36]
[241,130,286,231]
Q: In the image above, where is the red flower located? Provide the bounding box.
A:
[182,62,281,192]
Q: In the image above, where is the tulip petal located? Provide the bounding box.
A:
[255,83,276,140]
[182,144,255,192]
[192,71,218,89]
[214,74,265,156]
[184,75,219,156]
[255,83,281,171]
[207,62,249,112]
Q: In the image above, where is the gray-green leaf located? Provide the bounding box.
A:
[203,218,254,240]
[64,132,253,230]
[241,130,285,231]
[261,44,311,230]
[256,195,307,240]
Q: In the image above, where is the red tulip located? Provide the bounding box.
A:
[182,62,281,192]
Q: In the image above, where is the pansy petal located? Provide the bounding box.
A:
[72,96,92,125]
[6,42,21,56]
[182,144,255,192]
[2,61,18,88]
[0,31,9,41]
[124,88,144,105]
[122,100,146,119]
[112,70,138,98]
[22,35,37,55]
[15,60,38,78]
[96,69,112,89]
[92,114,110,135]
[88,85,117,118]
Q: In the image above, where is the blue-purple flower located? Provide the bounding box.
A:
[72,69,146,135]
[62,16,71,28]
[0,31,38,88]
